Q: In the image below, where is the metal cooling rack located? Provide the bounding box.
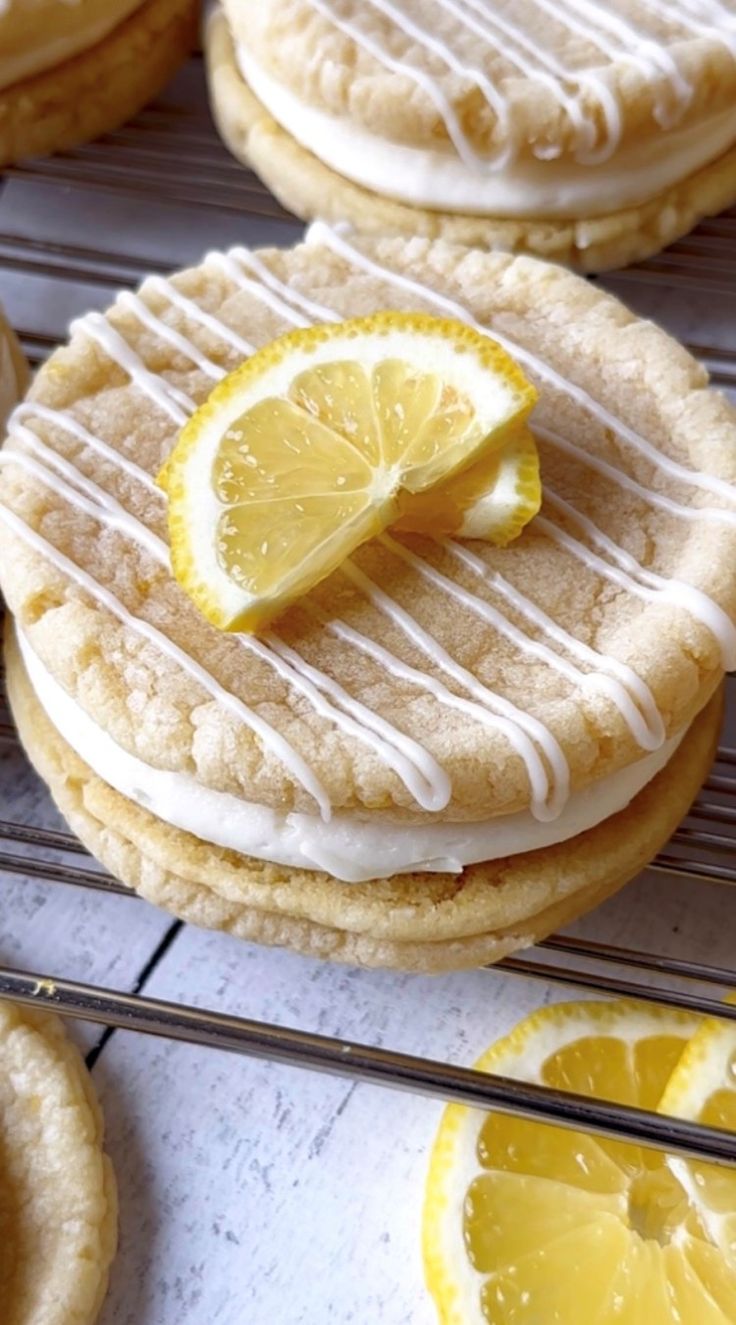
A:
[1,55,736,1167]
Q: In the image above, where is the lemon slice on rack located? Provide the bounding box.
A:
[422,999,736,1325]
[395,426,540,543]
[658,1012,736,1273]
[161,313,536,631]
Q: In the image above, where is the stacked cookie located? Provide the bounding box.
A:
[207,0,736,270]
[1,226,734,971]
[0,0,197,165]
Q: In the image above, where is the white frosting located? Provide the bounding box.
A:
[235,41,736,218]
[16,626,686,884]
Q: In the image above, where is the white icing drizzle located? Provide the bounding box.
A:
[70,312,194,425]
[4,232,734,835]
[437,0,621,163]
[305,0,513,168]
[142,276,257,357]
[206,232,736,695]
[116,291,227,381]
[204,251,313,327]
[642,0,736,60]
[379,532,572,813]
[344,0,526,157]
[342,557,563,821]
[309,221,736,508]
[316,601,573,780]
[0,466,331,818]
[546,0,691,126]
[300,0,730,168]
[5,433,457,812]
[261,633,451,810]
[538,424,736,530]
[678,0,736,37]
[10,401,160,495]
[541,489,736,670]
[444,538,665,750]
[0,447,169,567]
[226,248,341,325]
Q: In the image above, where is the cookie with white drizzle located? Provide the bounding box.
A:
[0,1000,117,1325]
[206,0,736,271]
[0,0,197,167]
[0,228,734,970]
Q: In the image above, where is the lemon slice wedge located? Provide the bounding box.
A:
[161,313,536,631]
[659,1010,736,1272]
[422,999,736,1325]
[395,426,540,543]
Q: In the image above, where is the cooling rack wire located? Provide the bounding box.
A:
[1,56,735,1170]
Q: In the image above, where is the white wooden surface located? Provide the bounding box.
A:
[1,57,736,1325]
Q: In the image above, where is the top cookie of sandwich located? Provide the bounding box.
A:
[1,228,736,825]
[228,0,736,162]
[220,0,736,233]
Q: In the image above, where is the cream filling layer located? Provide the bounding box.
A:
[18,628,687,885]
[235,42,736,219]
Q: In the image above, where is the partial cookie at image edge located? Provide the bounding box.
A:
[0,999,117,1325]
[0,0,198,166]
[205,8,736,273]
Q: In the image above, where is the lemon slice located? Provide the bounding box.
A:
[421,999,736,1325]
[162,313,536,631]
[395,426,540,543]
[659,1012,736,1270]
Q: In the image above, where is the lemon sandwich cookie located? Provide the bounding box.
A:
[0,1000,117,1325]
[207,0,736,272]
[0,0,198,166]
[1,226,735,972]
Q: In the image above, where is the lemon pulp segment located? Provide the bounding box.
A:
[162,313,536,631]
[423,999,736,1325]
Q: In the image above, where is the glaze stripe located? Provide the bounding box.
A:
[263,634,451,810]
[116,291,228,380]
[227,248,341,325]
[204,251,313,326]
[538,424,736,530]
[10,401,160,495]
[142,275,257,356]
[440,0,618,160]
[380,531,572,813]
[71,312,193,424]
[541,489,736,669]
[342,557,562,820]
[299,0,723,168]
[2,441,453,814]
[445,538,665,749]
[234,227,736,672]
[305,0,513,168]
[309,222,736,506]
[0,454,332,817]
